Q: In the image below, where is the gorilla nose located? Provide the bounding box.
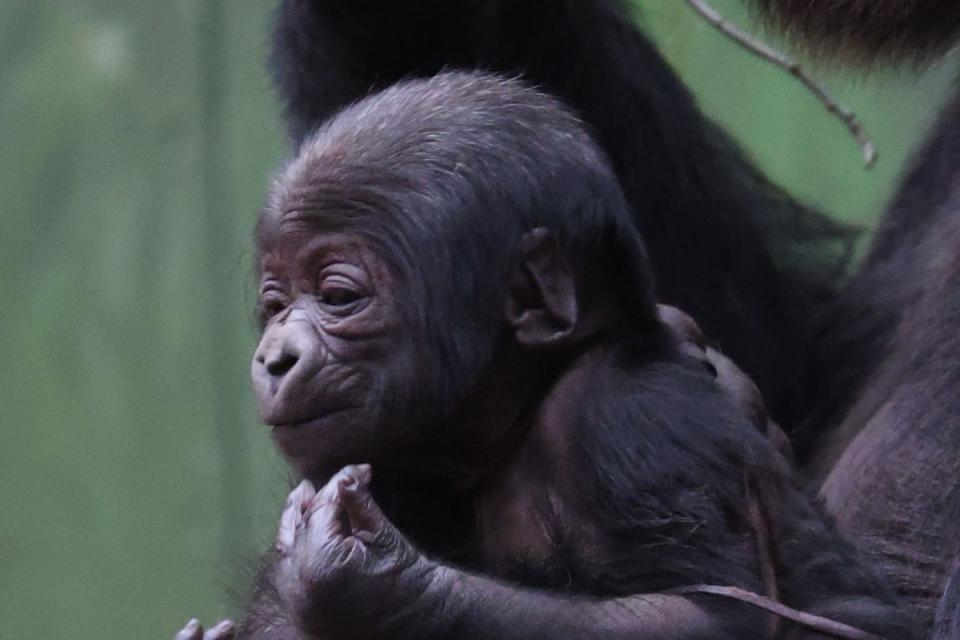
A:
[252,317,318,415]
[259,345,300,381]
[253,328,303,384]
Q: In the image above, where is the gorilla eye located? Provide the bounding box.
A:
[259,282,289,323]
[318,286,362,307]
[317,272,367,313]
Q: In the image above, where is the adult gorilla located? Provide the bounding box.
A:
[747,0,960,632]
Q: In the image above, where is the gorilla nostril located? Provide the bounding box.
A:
[266,351,299,378]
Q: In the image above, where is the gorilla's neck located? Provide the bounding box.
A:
[421,345,563,488]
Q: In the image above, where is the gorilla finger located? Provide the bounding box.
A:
[287,479,318,514]
[203,619,236,640]
[277,511,297,554]
[278,480,317,552]
[657,304,707,348]
[340,463,373,488]
[706,346,768,428]
[337,465,394,543]
[174,619,203,640]
[306,464,366,519]
[296,467,358,545]
[766,421,795,462]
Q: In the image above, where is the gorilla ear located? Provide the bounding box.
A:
[505,227,579,348]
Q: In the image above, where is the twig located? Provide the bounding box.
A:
[669,585,888,640]
[743,469,780,639]
[684,0,878,168]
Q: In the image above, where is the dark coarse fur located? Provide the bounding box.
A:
[558,351,917,639]
[565,353,913,640]
[786,91,960,628]
[747,0,960,65]
[744,0,960,626]
[792,96,960,457]
[268,0,856,427]
[234,72,916,640]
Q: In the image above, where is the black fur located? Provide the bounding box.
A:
[236,71,916,640]
[269,0,856,427]
[747,0,960,66]
[786,91,960,629]
[741,1,960,625]
[795,96,960,459]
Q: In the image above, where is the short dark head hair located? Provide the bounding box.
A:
[268,70,655,325]
[262,72,658,406]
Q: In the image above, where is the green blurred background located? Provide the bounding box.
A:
[0,1,955,637]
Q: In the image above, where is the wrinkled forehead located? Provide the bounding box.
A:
[256,126,497,278]
[256,198,356,262]
[255,178,427,279]
[255,201,314,265]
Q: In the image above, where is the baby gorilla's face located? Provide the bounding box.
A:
[251,220,417,481]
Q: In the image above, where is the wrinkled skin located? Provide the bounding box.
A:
[175,310,803,639]
[175,310,802,639]
[272,465,440,639]
[249,232,419,482]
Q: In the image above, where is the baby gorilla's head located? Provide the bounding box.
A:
[250,71,660,480]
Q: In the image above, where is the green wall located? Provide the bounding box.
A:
[0,1,953,637]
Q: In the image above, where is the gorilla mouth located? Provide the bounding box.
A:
[268,406,359,430]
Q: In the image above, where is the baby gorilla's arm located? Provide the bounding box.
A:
[428,572,725,640]
[257,465,751,640]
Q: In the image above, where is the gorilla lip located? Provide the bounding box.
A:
[268,406,358,430]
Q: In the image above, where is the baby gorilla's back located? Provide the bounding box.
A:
[472,338,916,639]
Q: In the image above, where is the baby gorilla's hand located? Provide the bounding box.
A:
[173,619,234,640]
[658,304,793,460]
[274,465,441,639]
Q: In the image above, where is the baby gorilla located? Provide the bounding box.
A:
[184,72,915,639]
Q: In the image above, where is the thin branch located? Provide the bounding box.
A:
[669,585,888,640]
[684,0,878,168]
